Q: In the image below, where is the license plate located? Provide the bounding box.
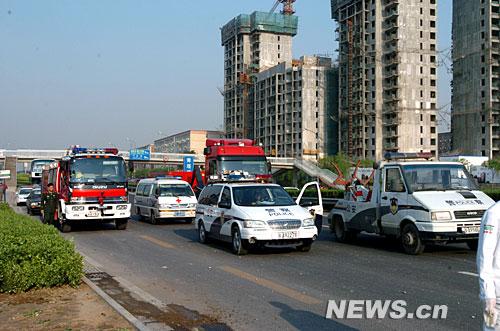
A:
[462,226,480,234]
[174,211,185,217]
[278,231,298,239]
[87,210,100,217]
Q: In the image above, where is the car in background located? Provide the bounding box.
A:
[15,187,33,206]
[26,189,42,215]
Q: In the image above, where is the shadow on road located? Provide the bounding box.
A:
[331,233,475,257]
[269,301,359,331]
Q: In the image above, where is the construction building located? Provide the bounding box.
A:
[452,0,500,158]
[253,56,338,160]
[331,0,438,160]
[221,11,298,139]
[154,130,224,155]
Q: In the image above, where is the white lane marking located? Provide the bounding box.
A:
[458,271,479,277]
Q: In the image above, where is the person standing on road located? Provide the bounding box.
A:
[0,181,8,202]
[477,201,500,330]
[41,183,58,225]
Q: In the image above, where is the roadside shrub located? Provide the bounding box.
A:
[483,188,500,202]
[0,203,83,293]
[17,173,30,186]
[286,188,345,199]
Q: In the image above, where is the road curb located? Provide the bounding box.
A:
[82,276,150,331]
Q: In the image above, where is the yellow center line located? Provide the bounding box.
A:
[139,235,176,249]
[220,265,321,305]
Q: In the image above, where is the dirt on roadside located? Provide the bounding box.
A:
[0,283,133,331]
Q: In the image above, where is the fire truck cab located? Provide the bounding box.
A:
[44,147,131,232]
[203,139,271,184]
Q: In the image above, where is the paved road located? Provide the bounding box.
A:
[12,202,483,331]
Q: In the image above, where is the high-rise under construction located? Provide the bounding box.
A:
[221,11,298,139]
[452,0,500,158]
[332,0,438,160]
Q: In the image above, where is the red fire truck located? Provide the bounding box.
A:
[43,147,130,232]
[202,138,271,182]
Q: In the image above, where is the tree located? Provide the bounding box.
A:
[484,158,500,172]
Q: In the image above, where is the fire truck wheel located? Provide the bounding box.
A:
[60,222,72,233]
[115,220,128,230]
[150,211,158,225]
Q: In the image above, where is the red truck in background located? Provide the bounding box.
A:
[163,139,271,193]
[42,147,130,232]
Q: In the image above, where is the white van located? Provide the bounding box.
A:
[134,177,197,224]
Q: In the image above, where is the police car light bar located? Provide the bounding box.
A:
[155,176,183,180]
[384,152,433,161]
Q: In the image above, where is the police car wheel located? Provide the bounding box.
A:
[297,240,312,252]
[401,223,425,255]
[150,212,158,225]
[466,240,478,251]
[198,222,209,244]
[232,228,248,255]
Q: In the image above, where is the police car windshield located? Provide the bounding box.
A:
[233,186,295,207]
[402,164,478,192]
[19,189,32,195]
[158,184,194,197]
[69,157,127,184]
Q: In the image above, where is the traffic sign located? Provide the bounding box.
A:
[129,149,151,161]
[183,156,195,172]
[0,170,11,179]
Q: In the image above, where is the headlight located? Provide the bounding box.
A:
[431,211,452,221]
[160,204,173,209]
[116,205,128,210]
[119,196,128,202]
[187,203,196,208]
[302,218,315,227]
[31,203,38,207]
[72,206,85,212]
[244,220,267,228]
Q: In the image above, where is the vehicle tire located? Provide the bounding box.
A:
[60,222,72,233]
[198,221,209,244]
[27,207,31,215]
[185,218,194,224]
[466,239,479,251]
[231,227,248,256]
[150,211,158,225]
[333,217,356,243]
[401,223,425,255]
[297,239,313,252]
[115,220,128,230]
[136,207,143,221]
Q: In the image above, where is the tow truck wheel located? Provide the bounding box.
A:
[198,222,209,244]
[231,227,248,256]
[401,223,425,255]
[466,240,479,251]
[333,217,356,243]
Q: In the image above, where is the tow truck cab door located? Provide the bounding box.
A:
[380,167,408,235]
[296,182,323,234]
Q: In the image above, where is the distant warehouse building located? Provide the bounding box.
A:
[154,130,224,155]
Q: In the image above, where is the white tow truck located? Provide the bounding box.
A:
[328,152,496,255]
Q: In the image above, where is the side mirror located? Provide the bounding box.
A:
[218,201,231,209]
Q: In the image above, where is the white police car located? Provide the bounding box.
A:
[195,181,322,255]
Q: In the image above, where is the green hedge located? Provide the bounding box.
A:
[17,173,30,186]
[0,203,83,293]
[483,188,500,202]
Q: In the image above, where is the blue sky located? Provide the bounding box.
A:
[0,0,452,149]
